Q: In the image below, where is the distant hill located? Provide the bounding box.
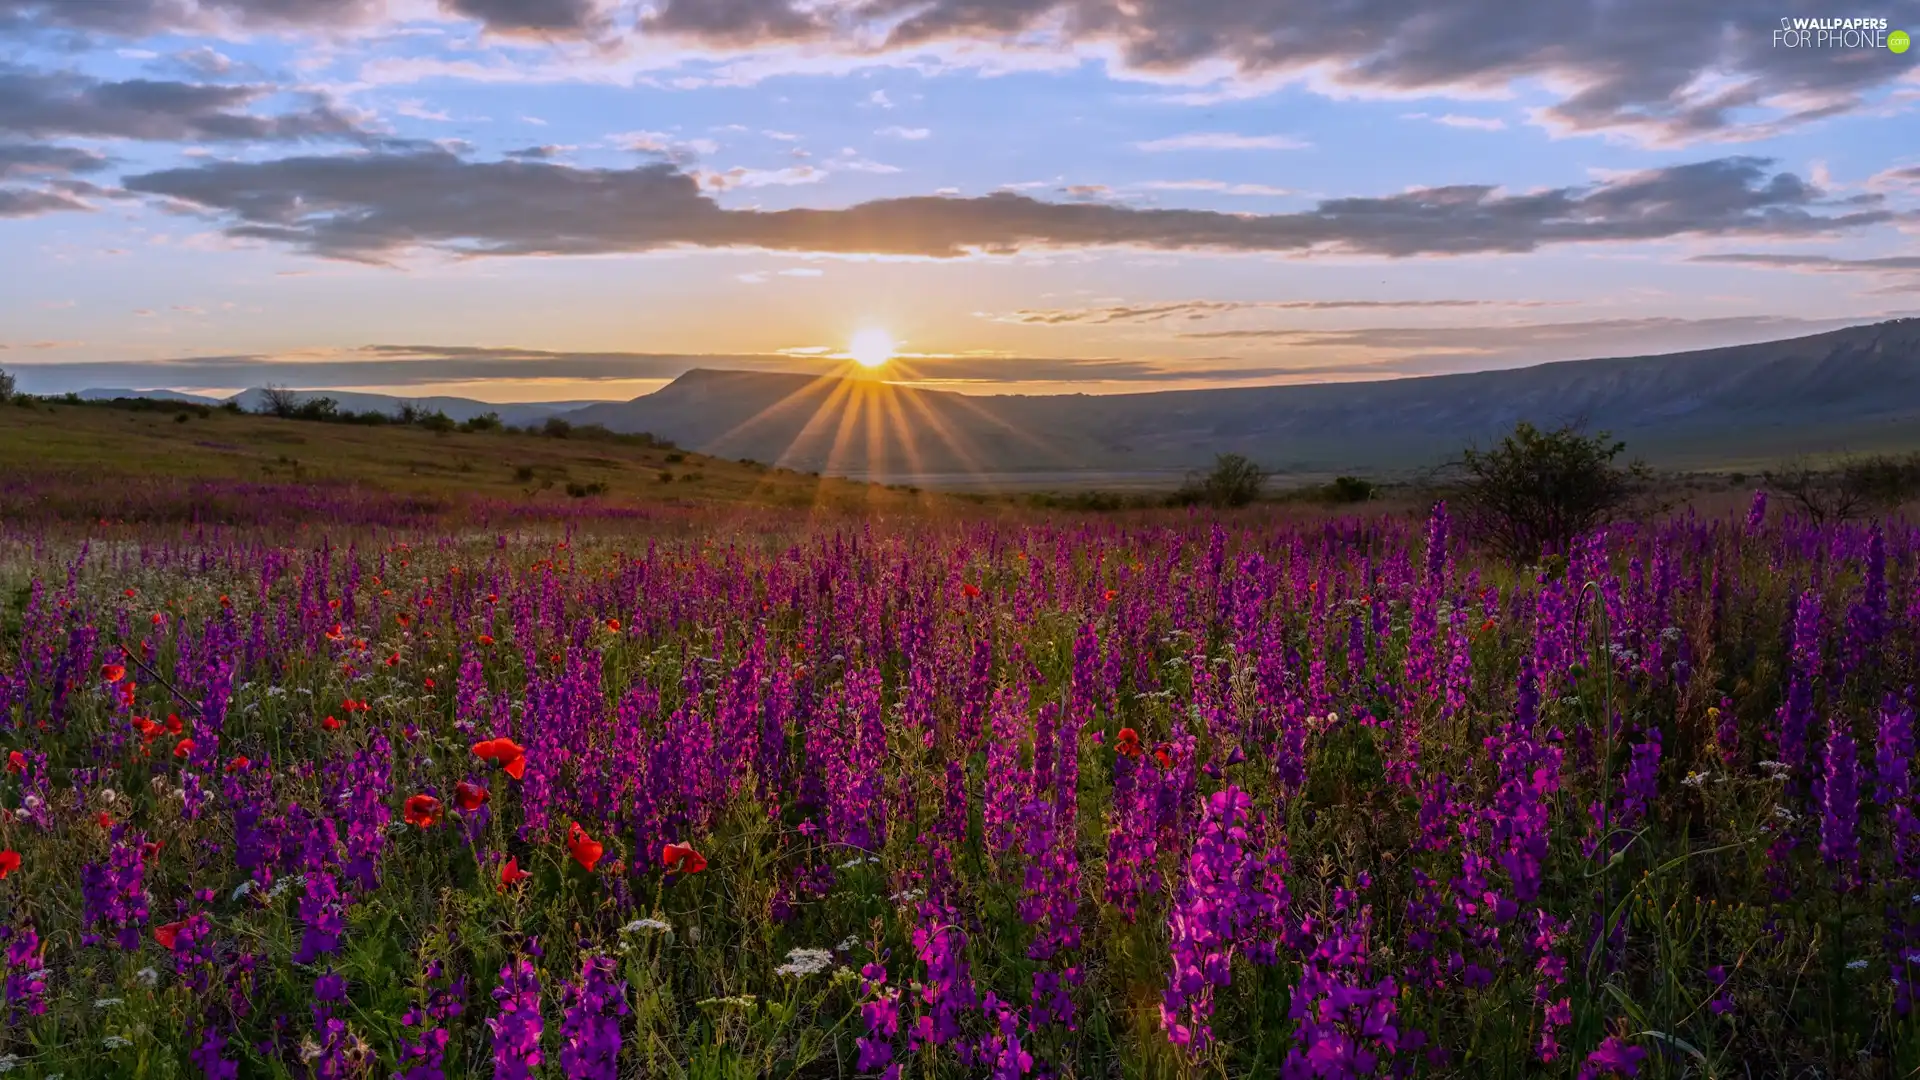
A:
[78,387,600,428]
[561,318,1920,480]
[78,388,225,406]
[224,389,583,428]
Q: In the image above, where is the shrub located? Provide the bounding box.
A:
[419,411,456,433]
[1174,453,1266,508]
[1449,420,1648,560]
[1764,453,1920,524]
[258,384,301,418]
[460,412,502,433]
[564,480,608,498]
[0,367,14,402]
[1324,476,1375,503]
[542,417,572,439]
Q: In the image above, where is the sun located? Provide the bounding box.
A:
[848,327,896,369]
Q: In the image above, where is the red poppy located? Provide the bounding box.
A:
[472,738,527,780]
[165,713,184,734]
[499,856,532,891]
[386,652,401,667]
[325,624,345,643]
[567,823,604,872]
[1153,743,1175,769]
[0,850,19,879]
[96,811,114,828]
[5,751,24,774]
[403,794,442,828]
[478,634,495,646]
[1103,589,1118,602]
[486,593,499,603]
[101,663,126,683]
[123,588,137,598]
[662,841,708,874]
[150,612,164,626]
[173,737,195,759]
[225,756,251,773]
[143,840,164,860]
[396,612,411,626]
[219,594,232,607]
[154,920,188,950]
[962,583,981,599]
[328,598,341,610]
[1480,618,1497,633]
[605,618,621,632]
[1115,727,1143,759]
[321,714,342,732]
[423,678,435,690]
[454,781,490,812]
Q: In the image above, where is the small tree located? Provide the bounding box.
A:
[1764,453,1920,524]
[1451,421,1648,560]
[542,417,573,439]
[394,401,425,425]
[258,384,301,418]
[0,367,15,402]
[1178,453,1266,508]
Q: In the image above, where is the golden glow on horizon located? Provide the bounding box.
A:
[848,328,896,369]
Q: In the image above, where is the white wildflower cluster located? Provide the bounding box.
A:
[102,1036,133,1050]
[1845,958,1869,970]
[890,889,925,905]
[1682,771,1710,788]
[837,855,882,870]
[1759,760,1791,781]
[775,948,836,977]
[621,917,673,936]
[134,968,159,988]
[93,997,124,1009]
[0,1053,20,1073]
[1772,806,1797,823]
[697,994,759,1009]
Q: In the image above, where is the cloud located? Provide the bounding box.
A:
[876,125,930,139]
[441,0,606,35]
[117,150,1894,264]
[1404,112,1506,131]
[504,144,568,159]
[639,0,826,46]
[994,298,1568,324]
[6,1,1913,143]
[1137,179,1291,197]
[1689,253,1920,273]
[0,66,372,143]
[1135,132,1308,151]
[0,0,604,38]
[696,164,823,189]
[0,184,89,216]
[0,141,108,178]
[608,129,718,159]
[1172,315,1893,363]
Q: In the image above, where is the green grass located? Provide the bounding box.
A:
[0,400,946,514]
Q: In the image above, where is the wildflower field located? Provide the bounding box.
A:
[0,483,1916,1079]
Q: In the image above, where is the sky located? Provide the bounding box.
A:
[2,0,1918,402]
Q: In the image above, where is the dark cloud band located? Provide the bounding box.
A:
[117,149,1891,260]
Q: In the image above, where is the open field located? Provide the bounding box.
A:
[0,407,1917,1079]
[0,399,939,516]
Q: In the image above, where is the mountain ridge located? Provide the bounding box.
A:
[559,318,1920,477]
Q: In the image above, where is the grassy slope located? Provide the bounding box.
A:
[0,401,943,513]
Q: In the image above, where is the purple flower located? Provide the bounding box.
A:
[1578,1035,1646,1080]
[488,949,545,1080]
[558,954,628,1080]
